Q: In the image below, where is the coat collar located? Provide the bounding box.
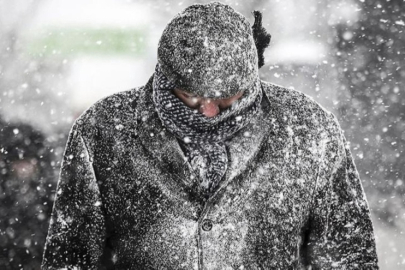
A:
[133,76,283,202]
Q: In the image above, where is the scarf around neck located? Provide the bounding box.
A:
[152,65,263,197]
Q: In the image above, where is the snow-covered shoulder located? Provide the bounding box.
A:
[261,80,346,170]
[67,87,143,155]
[77,87,140,127]
[261,80,342,137]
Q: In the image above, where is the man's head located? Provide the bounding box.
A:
[157,2,259,100]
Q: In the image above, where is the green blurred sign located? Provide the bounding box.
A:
[26,28,146,57]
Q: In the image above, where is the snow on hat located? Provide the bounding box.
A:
[157,2,259,99]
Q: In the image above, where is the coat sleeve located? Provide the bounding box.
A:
[42,121,106,269]
[305,116,379,269]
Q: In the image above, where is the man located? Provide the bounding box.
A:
[42,2,379,269]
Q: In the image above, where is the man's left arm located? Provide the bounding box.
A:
[304,115,379,269]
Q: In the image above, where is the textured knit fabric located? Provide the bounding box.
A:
[158,2,259,98]
[152,65,262,196]
[42,79,379,269]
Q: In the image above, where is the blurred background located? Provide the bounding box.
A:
[0,0,403,269]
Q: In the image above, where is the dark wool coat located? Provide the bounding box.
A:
[42,77,379,269]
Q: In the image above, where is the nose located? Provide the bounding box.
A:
[199,99,220,118]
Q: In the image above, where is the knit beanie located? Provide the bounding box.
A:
[157,2,260,99]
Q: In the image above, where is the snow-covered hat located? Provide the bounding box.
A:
[157,2,260,99]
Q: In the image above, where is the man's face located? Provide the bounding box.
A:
[173,88,244,118]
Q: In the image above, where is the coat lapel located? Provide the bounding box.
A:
[134,78,199,201]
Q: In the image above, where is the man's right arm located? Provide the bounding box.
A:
[42,121,106,269]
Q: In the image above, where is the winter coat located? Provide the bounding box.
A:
[42,77,379,269]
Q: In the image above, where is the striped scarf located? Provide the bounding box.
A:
[152,65,262,197]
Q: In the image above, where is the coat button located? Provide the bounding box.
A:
[201,219,213,231]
